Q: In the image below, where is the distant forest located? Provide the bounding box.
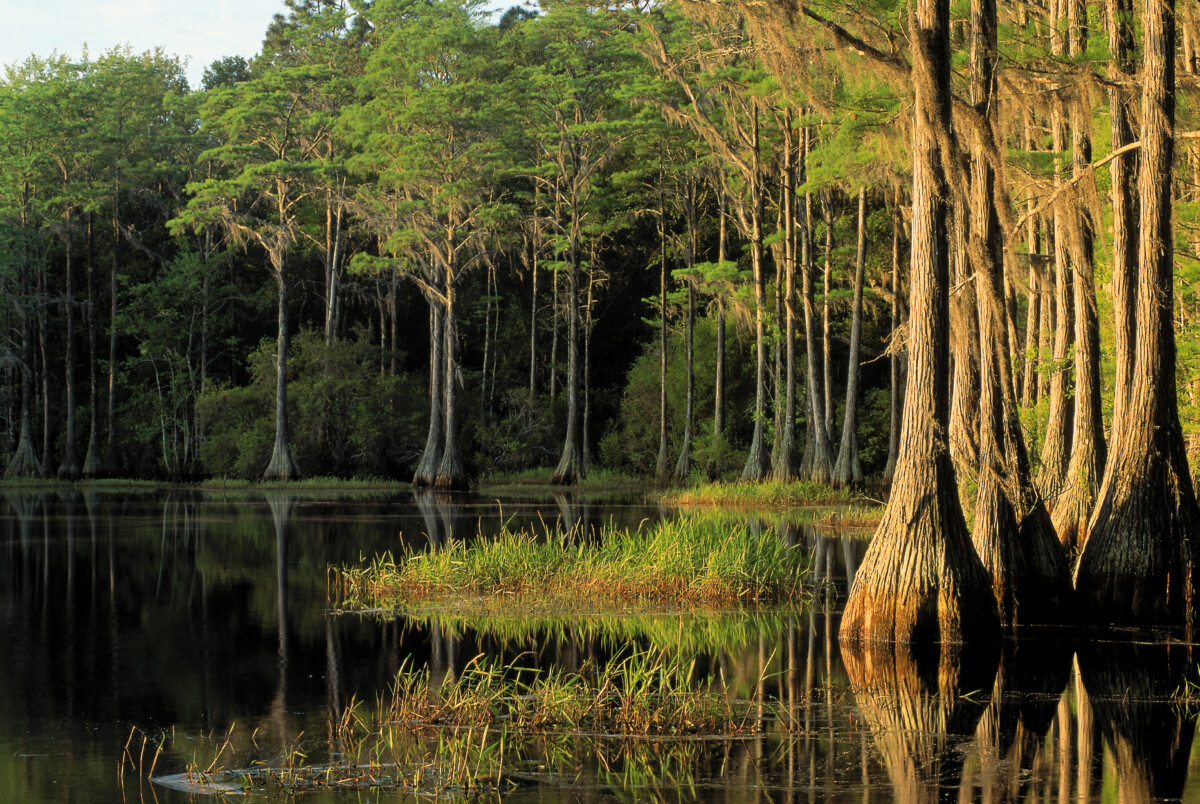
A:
[2,0,1198,489]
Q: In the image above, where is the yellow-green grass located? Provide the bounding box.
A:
[663,479,877,509]
[332,514,811,611]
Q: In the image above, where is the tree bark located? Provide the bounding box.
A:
[821,190,836,444]
[675,179,699,481]
[656,168,670,479]
[840,0,1000,644]
[1107,0,1138,452]
[949,196,980,486]
[709,191,728,479]
[833,186,867,487]
[967,0,1074,629]
[1076,0,1200,629]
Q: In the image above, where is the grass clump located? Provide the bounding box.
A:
[332,514,810,611]
[144,648,761,798]
[664,479,875,509]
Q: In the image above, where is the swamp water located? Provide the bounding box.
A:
[0,489,1198,802]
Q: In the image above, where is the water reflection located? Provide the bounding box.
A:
[2,491,1200,803]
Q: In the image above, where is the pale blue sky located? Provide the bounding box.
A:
[3,0,521,89]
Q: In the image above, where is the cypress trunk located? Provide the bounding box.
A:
[840,0,1000,644]
[435,273,467,490]
[413,295,444,487]
[82,208,102,477]
[773,121,798,481]
[551,240,585,484]
[832,186,867,487]
[802,179,834,481]
[1039,102,1075,500]
[262,260,300,481]
[741,104,771,480]
[1076,0,1200,628]
[883,201,904,484]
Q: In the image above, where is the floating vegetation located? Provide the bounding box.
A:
[331,514,811,611]
[137,648,764,798]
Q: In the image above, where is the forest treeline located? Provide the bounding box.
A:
[1,0,1199,503]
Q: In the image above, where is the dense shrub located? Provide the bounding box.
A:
[198,331,427,479]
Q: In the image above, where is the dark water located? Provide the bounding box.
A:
[1,490,1199,803]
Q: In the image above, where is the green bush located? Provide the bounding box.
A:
[198,331,427,479]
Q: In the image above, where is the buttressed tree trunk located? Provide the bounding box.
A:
[840,0,1000,644]
[1076,0,1200,628]
[967,0,1073,630]
[262,257,301,481]
[832,185,867,487]
[435,270,467,491]
[841,640,997,802]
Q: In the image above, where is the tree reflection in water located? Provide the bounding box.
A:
[1079,639,1196,802]
[841,639,998,802]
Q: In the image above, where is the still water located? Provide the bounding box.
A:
[1,489,1198,802]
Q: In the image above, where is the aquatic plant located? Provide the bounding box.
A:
[331,514,811,610]
[663,479,876,509]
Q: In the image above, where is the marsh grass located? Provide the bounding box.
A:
[478,467,648,493]
[332,514,810,611]
[146,648,763,798]
[664,480,876,509]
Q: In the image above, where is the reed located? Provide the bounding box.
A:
[332,514,810,611]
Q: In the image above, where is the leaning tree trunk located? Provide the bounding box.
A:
[435,263,468,491]
[263,258,300,481]
[832,185,867,487]
[966,0,1074,630]
[741,103,771,481]
[551,237,585,485]
[1076,0,1200,629]
[59,207,80,479]
[413,288,445,487]
[840,0,1000,644]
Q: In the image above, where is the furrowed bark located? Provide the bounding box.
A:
[840,0,1000,645]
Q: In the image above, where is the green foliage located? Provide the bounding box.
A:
[198,331,426,479]
[599,317,754,474]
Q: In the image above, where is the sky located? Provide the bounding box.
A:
[2,0,518,90]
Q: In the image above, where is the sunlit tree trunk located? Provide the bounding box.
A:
[883,199,904,484]
[413,293,444,487]
[262,253,300,481]
[840,0,999,643]
[741,102,771,480]
[1077,0,1200,628]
